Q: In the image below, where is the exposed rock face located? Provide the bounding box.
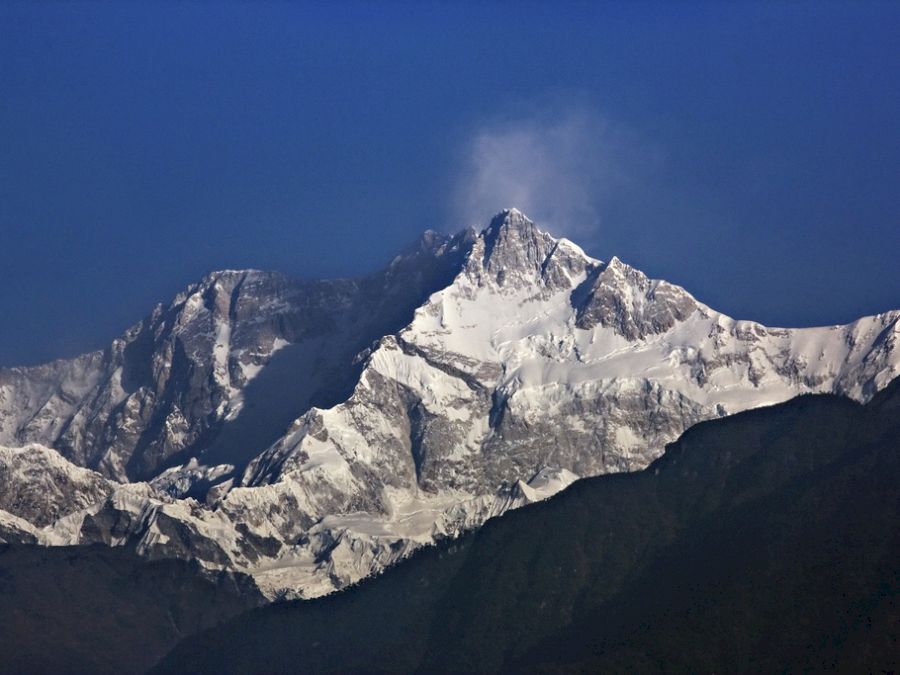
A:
[1,208,898,599]
[0,444,114,527]
[463,209,589,293]
[574,256,699,338]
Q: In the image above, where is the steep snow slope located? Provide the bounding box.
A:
[1,209,897,598]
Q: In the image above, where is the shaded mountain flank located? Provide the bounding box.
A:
[155,377,900,673]
[0,544,264,675]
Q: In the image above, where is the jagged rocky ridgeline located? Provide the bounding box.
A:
[1,209,898,598]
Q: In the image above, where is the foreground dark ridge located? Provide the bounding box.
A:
[0,545,264,675]
[154,377,900,673]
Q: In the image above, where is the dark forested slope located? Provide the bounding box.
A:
[0,544,264,675]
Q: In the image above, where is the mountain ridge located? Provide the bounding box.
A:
[0,208,897,599]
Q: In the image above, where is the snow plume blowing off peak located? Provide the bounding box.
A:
[452,106,649,243]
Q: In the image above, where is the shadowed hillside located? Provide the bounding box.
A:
[0,545,264,675]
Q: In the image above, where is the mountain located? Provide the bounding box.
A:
[1,209,898,598]
[152,377,900,674]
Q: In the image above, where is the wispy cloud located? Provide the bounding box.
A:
[451,104,652,242]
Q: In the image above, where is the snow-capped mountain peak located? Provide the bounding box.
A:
[462,208,593,294]
[1,208,897,600]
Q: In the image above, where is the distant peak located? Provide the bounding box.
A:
[485,208,536,235]
[502,206,527,220]
[412,228,448,252]
[198,269,269,288]
[461,208,593,291]
[396,228,473,262]
[480,210,545,260]
[481,209,546,261]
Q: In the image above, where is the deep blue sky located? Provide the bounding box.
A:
[1,1,898,366]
